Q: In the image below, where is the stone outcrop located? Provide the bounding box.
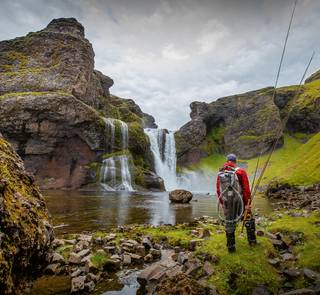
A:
[0,136,54,294]
[0,18,161,190]
[176,72,320,166]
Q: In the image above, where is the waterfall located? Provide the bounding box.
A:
[100,118,133,191]
[144,128,177,191]
[145,128,216,193]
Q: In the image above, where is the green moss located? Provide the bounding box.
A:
[90,251,109,269]
[56,244,73,260]
[0,90,70,100]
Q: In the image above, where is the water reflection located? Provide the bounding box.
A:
[44,190,271,235]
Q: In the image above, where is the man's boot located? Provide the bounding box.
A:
[226,231,236,253]
[245,218,257,245]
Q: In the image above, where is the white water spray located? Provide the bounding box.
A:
[145,128,216,193]
[100,118,133,191]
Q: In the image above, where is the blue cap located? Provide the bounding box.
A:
[227,153,237,162]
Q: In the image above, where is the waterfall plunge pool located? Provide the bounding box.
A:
[44,190,272,235]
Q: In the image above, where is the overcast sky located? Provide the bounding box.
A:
[0,0,319,129]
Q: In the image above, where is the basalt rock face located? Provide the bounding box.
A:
[175,75,320,166]
[0,18,160,189]
[0,136,54,294]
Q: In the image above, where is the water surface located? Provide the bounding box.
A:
[45,190,271,235]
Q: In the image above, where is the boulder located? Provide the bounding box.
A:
[169,189,193,203]
[0,137,54,294]
[71,276,86,293]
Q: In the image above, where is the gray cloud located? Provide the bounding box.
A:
[0,0,319,129]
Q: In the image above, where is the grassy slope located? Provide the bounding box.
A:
[138,212,320,295]
[193,133,320,186]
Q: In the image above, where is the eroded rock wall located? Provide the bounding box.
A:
[0,136,54,294]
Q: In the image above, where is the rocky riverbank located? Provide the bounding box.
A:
[31,205,320,295]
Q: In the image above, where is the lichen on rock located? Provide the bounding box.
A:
[0,135,54,294]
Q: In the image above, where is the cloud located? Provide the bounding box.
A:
[0,0,320,130]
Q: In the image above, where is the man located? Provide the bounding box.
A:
[216,153,257,252]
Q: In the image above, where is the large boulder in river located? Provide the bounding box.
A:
[169,189,193,203]
[0,135,54,294]
[0,18,160,190]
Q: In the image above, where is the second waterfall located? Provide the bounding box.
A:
[144,128,177,191]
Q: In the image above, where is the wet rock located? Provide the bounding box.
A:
[198,228,211,238]
[268,258,281,267]
[177,252,189,265]
[51,252,65,264]
[283,269,302,279]
[144,253,154,262]
[69,253,82,264]
[280,289,317,295]
[281,252,296,261]
[252,285,270,295]
[150,248,161,259]
[169,189,193,203]
[142,237,153,250]
[136,245,146,256]
[44,263,61,275]
[104,259,121,271]
[203,261,214,276]
[78,248,91,258]
[123,254,132,265]
[71,276,86,293]
[104,246,116,254]
[130,254,144,265]
[303,268,320,281]
[84,281,95,292]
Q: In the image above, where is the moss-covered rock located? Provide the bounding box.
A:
[0,136,54,294]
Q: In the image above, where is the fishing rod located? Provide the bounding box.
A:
[241,0,297,232]
[241,52,315,232]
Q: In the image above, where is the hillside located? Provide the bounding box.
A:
[175,72,320,186]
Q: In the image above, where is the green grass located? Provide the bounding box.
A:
[193,133,320,186]
[90,251,109,269]
[137,213,320,295]
[266,212,320,271]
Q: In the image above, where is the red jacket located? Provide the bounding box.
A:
[216,161,251,205]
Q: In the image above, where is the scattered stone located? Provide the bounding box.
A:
[65,239,77,245]
[251,285,270,295]
[198,228,211,238]
[130,254,143,265]
[177,252,189,265]
[52,239,65,248]
[44,263,61,275]
[78,234,92,242]
[71,268,83,278]
[142,237,153,250]
[81,254,92,264]
[104,259,121,271]
[185,259,202,277]
[84,281,95,292]
[144,253,153,262]
[268,258,281,266]
[104,246,116,254]
[71,276,86,293]
[281,253,296,261]
[189,239,203,251]
[169,189,193,203]
[123,254,132,265]
[85,259,98,273]
[283,269,302,278]
[110,254,121,260]
[203,261,214,276]
[69,253,82,264]
[150,248,161,259]
[303,268,320,281]
[51,252,65,264]
[256,230,265,237]
[78,249,91,258]
[280,289,317,295]
[136,245,146,256]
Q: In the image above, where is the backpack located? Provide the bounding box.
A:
[218,166,244,222]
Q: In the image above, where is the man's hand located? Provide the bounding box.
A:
[245,202,252,211]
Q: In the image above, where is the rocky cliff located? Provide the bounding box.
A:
[0,135,54,294]
[175,73,320,166]
[0,18,159,190]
